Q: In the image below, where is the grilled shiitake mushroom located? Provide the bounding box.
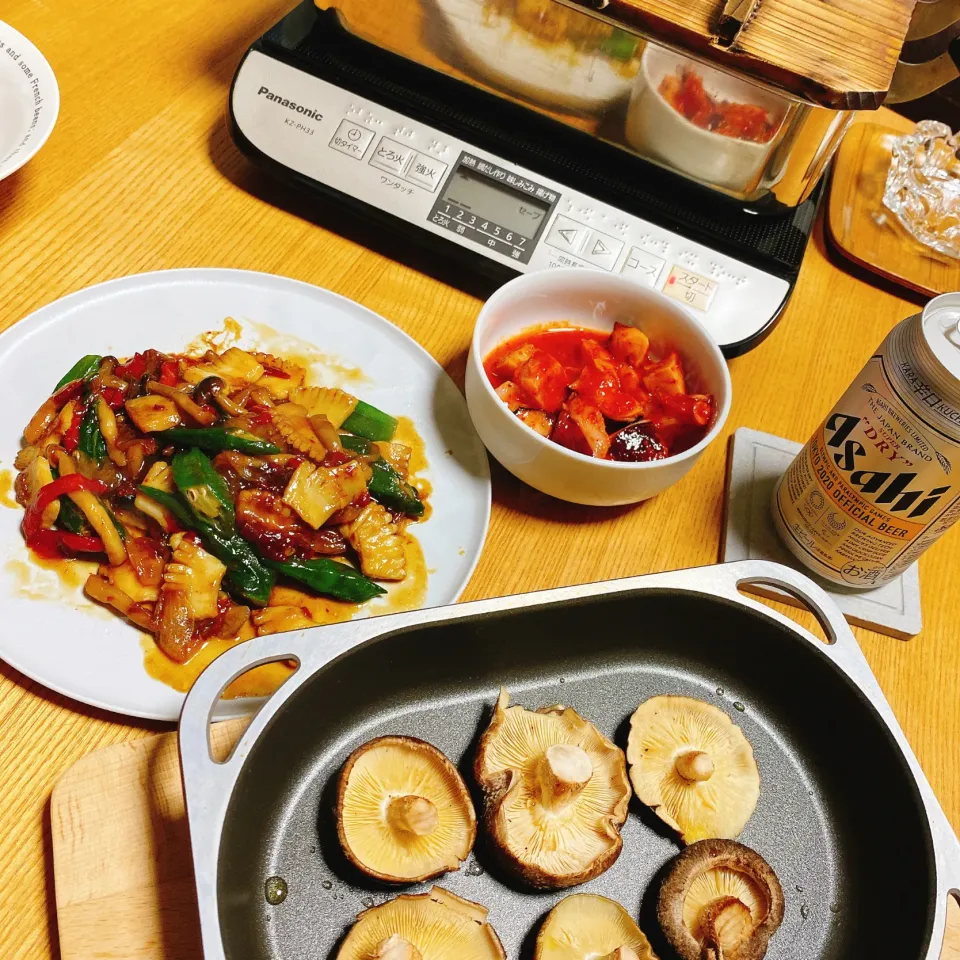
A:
[626,696,760,843]
[335,887,506,960]
[535,893,658,960]
[658,839,784,960]
[474,689,631,889]
[336,736,476,883]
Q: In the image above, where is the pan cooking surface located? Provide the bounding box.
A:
[218,590,935,959]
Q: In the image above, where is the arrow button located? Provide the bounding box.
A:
[545,215,588,254]
[580,229,624,270]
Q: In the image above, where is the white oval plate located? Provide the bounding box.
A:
[0,269,491,721]
[0,21,59,181]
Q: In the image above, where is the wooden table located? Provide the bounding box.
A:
[0,1,958,957]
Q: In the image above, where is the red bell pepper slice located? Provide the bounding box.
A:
[261,364,290,380]
[159,360,179,386]
[26,529,107,560]
[22,474,109,558]
[115,353,147,380]
[100,386,126,410]
[51,378,87,409]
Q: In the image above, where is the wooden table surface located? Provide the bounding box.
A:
[1,1,958,957]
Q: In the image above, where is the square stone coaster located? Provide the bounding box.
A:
[721,427,922,640]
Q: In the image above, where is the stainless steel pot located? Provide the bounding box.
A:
[180,560,960,959]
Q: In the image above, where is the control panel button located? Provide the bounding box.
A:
[329,120,375,160]
[545,215,588,255]
[579,230,624,270]
[620,247,666,288]
[405,152,448,192]
[662,265,719,312]
[369,137,415,176]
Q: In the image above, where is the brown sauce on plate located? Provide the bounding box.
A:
[141,632,296,697]
[0,469,19,509]
[5,556,104,606]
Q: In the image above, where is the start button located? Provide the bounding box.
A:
[662,265,718,312]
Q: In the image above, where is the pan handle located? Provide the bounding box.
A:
[705,559,855,648]
[180,621,375,778]
[178,622,390,960]
[179,613,398,801]
[179,634,307,960]
[711,560,960,947]
[931,806,960,959]
[180,640,298,765]
[938,805,960,896]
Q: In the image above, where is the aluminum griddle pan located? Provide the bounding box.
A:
[180,561,960,960]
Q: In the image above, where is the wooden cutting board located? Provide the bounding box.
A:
[51,720,247,960]
[827,122,960,297]
[51,722,960,959]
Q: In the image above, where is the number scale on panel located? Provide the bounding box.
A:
[232,52,790,351]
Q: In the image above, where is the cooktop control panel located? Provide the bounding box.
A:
[232,52,790,351]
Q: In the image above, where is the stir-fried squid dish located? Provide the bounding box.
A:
[15,344,427,671]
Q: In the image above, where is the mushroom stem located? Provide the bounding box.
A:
[700,897,754,955]
[386,795,440,836]
[373,934,423,960]
[675,750,715,783]
[538,743,593,810]
[599,948,641,960]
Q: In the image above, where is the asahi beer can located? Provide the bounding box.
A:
[772,292,960,588]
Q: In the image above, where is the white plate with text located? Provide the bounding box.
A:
[0,21,59,181]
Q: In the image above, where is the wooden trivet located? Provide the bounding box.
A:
[827,122,960,298]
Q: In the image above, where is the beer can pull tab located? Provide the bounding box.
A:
[922,292,960,379]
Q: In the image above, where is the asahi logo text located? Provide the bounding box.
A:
[825,413,948,519]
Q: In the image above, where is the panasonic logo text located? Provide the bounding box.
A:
[257,86,323,120]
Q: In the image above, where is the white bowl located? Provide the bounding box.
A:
[465,268,732,506]
[0,21,59,181]
[624,45,786,193]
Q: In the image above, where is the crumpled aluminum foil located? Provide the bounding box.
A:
[882,120,960,259]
